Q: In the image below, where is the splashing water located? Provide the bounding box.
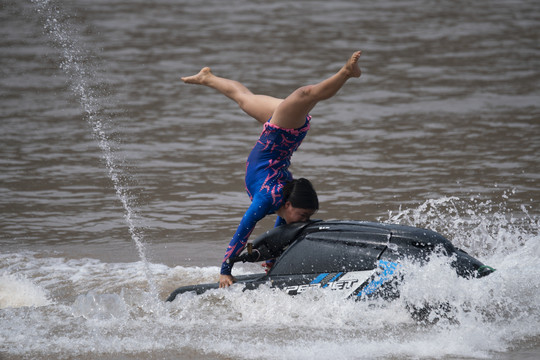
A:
[379,194,540,358]
[30,0,159,300]
[0,273,52,308]
[383,190,539,260]
[1,194,539,359]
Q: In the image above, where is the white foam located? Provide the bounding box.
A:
[2,194,539,359]
[0,273,51,308]
[72,292,129,320]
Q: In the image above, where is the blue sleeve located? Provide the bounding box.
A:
[221,193,274,275]
[274,216,286,227]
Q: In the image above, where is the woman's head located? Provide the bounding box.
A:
[283,178,319,209]
[278,178,318,223]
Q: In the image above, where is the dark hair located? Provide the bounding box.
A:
[282,178,319,210]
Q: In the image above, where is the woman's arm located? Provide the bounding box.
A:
[219,194,274,285]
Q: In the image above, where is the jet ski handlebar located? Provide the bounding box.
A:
[230,220,319,264]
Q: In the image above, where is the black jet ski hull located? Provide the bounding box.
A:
[167,221,494,302]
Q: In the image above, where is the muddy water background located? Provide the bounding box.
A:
[1,0,539,359]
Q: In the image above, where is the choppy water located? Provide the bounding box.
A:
[1,0,539,359]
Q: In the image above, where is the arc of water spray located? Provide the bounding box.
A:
[31,0,159,298]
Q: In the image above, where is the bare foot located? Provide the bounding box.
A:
[344,51,362,78]
[181,67,213,85]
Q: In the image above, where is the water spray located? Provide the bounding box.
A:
[31,0,159,300]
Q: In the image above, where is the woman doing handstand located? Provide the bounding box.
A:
[182,51,362,287]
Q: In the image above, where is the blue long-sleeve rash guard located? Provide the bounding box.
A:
[220,116,311,275]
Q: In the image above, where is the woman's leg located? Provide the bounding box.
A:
[182,67,283,124]
[270,51,362,129]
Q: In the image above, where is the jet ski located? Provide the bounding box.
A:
[167,220,494,302]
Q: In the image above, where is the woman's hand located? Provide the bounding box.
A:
[219,274,236,288]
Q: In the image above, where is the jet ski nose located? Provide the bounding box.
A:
[476,265,496,278]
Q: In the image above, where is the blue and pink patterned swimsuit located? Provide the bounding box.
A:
[220,116,311,275]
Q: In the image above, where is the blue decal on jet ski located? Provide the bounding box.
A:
[356,260,399,297]
[323,272,344,288]
[311,273,330,284]
[310,272,346,288]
